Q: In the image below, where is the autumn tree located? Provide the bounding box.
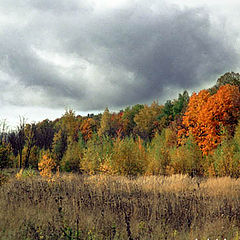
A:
[181,85,240,155]
[80,118,97,142]
[38,152,56,179]
[134,101,163,141]
[111,136,146,176]
[56,109,82,144]
[98,108,112,137]
[110,112,124,137]
[121,104,144,137]
[24,123,37,168]
[178,89,210,147]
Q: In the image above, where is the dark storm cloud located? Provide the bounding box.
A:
[0,0,239,111]
[0,32,86,107]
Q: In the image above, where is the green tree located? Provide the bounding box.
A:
[207,121,240,177]
[158,91,189,126]
[121,104,144,137]
[172,90,189,118]
[81,134,113,174]
[81,134,102,174]
[52,129,67,165]
[209,72,240,94]
[61,142,82,172]
[146,128,177,175]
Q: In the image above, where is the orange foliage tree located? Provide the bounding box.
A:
[180,85,240,155]
[38,153,56,178]
[80,118,97,142]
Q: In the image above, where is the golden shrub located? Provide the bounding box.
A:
[38,154,56,178]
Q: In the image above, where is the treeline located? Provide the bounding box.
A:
[1,72,240,177]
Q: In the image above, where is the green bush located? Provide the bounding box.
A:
[61,142,83,172]
[146,130,172,175]
[208,140,240,178]
[111,136,146,176]
[169,135,203,176]
[81,134,113,174]
[207,121,240,177]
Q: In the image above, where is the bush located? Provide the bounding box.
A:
[208,139,240,178]
[111,136,146,176]
[61,141,84,172]
[146,129,173,175]
[81,134,113,174]
[206,121,240,177]
[38,151,56,178]
[169,135,203,176]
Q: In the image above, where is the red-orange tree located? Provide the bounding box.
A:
[180,85,240,155]
[178,89,210,148]
[80,118,97,142]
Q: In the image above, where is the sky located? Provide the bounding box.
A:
[0,0,240,127]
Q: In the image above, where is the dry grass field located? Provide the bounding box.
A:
[1,171,240,239]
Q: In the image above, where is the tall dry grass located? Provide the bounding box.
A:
[1,173,240,239]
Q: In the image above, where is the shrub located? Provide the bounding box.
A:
[206,121,240,177]
[111,136,146,176]
[81,134,113,174]
[38,152,56,178]
[146,128,177,175]
[61,142,83,172]
[209,140,240,178]
[169,135,204,176]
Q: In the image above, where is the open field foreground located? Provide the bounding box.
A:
[1,173,240,239]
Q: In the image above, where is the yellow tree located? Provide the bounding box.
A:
[98,108,111,137]
[38,152,56,179]
[134,101,163,140]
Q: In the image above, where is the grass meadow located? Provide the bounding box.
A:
[1,171,240,239]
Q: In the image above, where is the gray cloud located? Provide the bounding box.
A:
[0,0,239,112]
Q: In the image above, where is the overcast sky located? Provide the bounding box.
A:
[0,0,240,127]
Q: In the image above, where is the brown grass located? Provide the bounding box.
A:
[1,172,240,239]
